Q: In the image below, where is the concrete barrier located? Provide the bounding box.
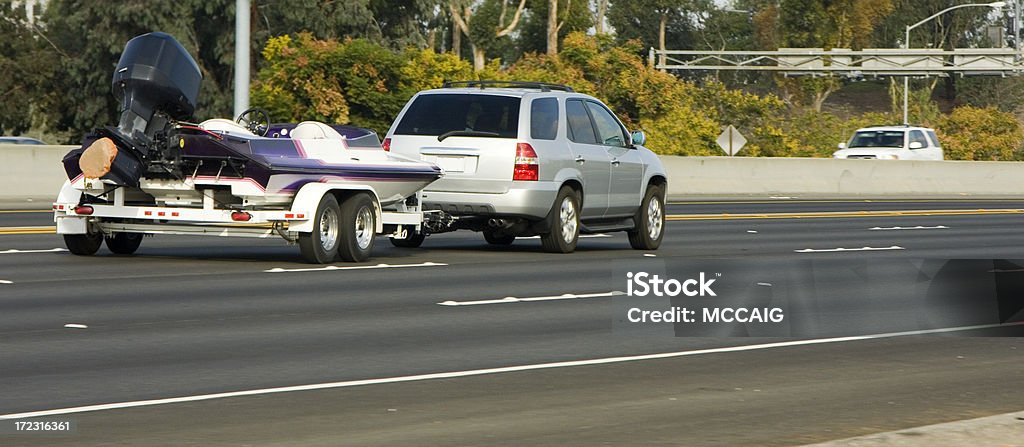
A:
[0,144,76,208]
[3,145,1024,209]
[660,156,1024,200]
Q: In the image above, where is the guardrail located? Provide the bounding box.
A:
[2,145,1023,209]
[661,156,1024,200]
[0,144,75,208]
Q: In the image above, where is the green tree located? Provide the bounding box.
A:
[763,0,894,111]
[607,0,711,55]
[251,33,476,134]
[0,3,57,136]
[39,0,240,142]
[259,0,439,49]
[516,0,592,56]
[450,0,528,71]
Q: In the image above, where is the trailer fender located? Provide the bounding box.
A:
[288,183,382,234]
[54,180,88,234]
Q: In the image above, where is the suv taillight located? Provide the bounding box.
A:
[513,143,539,181]
[382,137,391,152]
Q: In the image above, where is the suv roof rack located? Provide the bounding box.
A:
[865,124,922,129]
[442,80,575,92]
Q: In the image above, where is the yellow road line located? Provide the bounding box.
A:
[667,209,1024,221]
[0,209,1020,233]
[667,199,1024,205]
[0,226,56,235]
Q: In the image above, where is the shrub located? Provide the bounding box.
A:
[937,106,1024,161]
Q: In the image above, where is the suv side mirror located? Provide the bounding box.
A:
[630,130,646,146]
[837,142,846,149]
[909,141,923,149]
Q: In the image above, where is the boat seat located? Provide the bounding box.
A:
[292,121,345,140]
[199,118,254,135]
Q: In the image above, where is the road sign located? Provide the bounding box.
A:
[716,125,747,156]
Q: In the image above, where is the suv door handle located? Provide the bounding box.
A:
[575,155,585,164]
[611,158,621,167]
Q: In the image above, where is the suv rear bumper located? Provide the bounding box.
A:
[420,181,560,219]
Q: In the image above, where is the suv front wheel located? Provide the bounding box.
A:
[628,185,665,250]
[540,187,580,253]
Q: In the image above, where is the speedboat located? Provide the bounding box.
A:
[60,32,442,209]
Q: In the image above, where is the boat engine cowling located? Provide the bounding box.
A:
[69,32,202,186]
[112,31,201,148]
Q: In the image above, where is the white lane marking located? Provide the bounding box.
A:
[64,324,88,329]
[438,291,624,306]
[769,196,795,199]
[756,282,773,287]
[520,234,611,239]
[869,225,949,231]
[747,230,758,234]
[795,246,904,253]
[643,254,657,257]
[265,262,447,273]
[0,248,68,254]
[2,321,1018,421]
[0,280,12,284]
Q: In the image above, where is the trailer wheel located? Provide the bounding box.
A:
[105,232,143,255]
[64,232,103,256]
[338,193,376,262]
[299,194,342,264]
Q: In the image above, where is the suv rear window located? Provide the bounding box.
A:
[395,93,520,138]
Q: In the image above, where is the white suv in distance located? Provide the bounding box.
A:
[384,80,668,253]
[832,125,944,160]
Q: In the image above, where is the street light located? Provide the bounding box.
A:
[903,1,1006,124]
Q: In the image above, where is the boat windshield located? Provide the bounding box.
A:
[848,130,905,148]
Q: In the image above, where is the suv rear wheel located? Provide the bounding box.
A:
[628,185,665,250]
[390,231,426,248]
[540,187,579,253]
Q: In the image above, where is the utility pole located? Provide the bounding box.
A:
[234,0,250,119]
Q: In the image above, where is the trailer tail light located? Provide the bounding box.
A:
[74,205,94,215]
[231,211,252,222]
[513,143,539,181]
[382,137,391,152]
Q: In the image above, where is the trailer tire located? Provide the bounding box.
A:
[299,194,342,264]
[337,193,376,262]
[106,232,143,255]
[64,232,103,256]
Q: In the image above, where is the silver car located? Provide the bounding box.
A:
[384,81,668,253]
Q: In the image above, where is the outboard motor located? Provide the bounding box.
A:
[113,31,201,148]
[68,32,202,187]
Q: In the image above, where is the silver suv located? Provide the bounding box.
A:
[384,81,668,252]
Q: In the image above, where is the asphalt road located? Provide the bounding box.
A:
[1,200,1023,446]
